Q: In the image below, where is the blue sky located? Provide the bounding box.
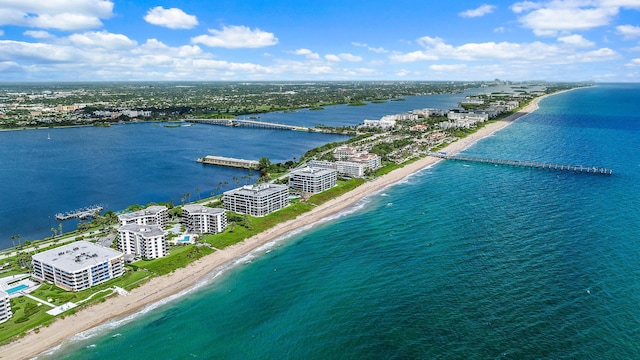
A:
[1,0,640,82]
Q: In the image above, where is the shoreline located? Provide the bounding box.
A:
[0,93,553,359]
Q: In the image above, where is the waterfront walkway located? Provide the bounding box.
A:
[428,152,613,175]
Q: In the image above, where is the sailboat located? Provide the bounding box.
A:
[47,133,51,140]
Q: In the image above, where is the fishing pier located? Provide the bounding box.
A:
[428,153,613,175]
[55,205,103,221]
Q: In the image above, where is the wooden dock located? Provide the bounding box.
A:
[428,152,613,175]
[55,205,103,221]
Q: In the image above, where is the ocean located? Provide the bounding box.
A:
[29,84,640,358]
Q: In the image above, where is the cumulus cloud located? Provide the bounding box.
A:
[617,25,640,39]
[390,36,618,64]
[23,30,54,39]
[144,6,198,29]
[0,0,114,30]
[324,53,362,62]
[68,31,137,50]
[512,1,621,36]
[191,25,278,48]
[625,58,640,67]
[557,34,595,47]
[429,64,468,71]
[292,48,320,59]
[459,4,496,18]
[352,41,388,53]
[324,54,340,62]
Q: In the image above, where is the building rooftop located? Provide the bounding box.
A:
[224,183,288,197]
[119,224,165,236]
[290,166,336,177]
[183,204,226,215]
[118,205,167,221]
[32,241,123,273]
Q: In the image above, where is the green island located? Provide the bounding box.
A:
[0,82,586,346]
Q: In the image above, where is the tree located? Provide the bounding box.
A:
[258,157,271,171]
[51,228,57,238]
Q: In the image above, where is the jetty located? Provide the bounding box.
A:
[428,152,613,175]
[55,205,103,221]
[197,155,259,170]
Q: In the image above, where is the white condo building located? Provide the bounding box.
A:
[0,290,11,323]
[32,241,124,292]
[223,183,289,217]
[118,205,168,227]
[289,166,337,194]
[117,224,167,259]
[182,204,227,234]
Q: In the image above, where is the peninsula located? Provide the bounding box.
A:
[0,92,551,359]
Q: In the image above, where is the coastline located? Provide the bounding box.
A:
[0,94,550,359]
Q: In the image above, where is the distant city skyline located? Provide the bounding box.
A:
[1,0,639,82]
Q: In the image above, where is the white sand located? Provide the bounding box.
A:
[0,95,548,359]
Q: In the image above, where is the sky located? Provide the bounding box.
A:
[0,0,640,82]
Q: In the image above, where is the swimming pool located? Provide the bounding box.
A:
[6,284,28,294]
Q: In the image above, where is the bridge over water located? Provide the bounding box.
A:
[185,118,344,134]
[428,152,613,175]
[187,118,311,131]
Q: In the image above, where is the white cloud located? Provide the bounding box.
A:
[352,41,387,53]
[69,31,137,50]
[617,25,640,39]
[390,36,618,64]
[0,0,114,30]
[339,53,362,62]
[324,53,363,62]
[494,26,505,33]
[390,50,439,63]
[23,30,53,39]
[625,58,640,67]
[511,1,541,14]
[459,4,496,18]
[429,64,468,71]
[512,1,622,36]
[557,34,595,47]
[293,48,320,59]
[144,7,198,30]
[191,25,278,48]
[0,30,4,36]
[325,54,340,62]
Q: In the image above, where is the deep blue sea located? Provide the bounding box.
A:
[23,84,640,358]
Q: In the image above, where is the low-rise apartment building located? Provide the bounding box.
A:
[289,166,337,194]
[118,205,168,227]
[0,290,11,323]
[117,224,167,259]
[223,183,289,217]
[32,241,125,291]
[182,204,227,234]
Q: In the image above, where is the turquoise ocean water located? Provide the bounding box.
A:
[37,84,640,358]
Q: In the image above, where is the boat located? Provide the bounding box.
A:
[47,133,51,140]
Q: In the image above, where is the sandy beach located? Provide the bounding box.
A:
[0,95,547,359]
